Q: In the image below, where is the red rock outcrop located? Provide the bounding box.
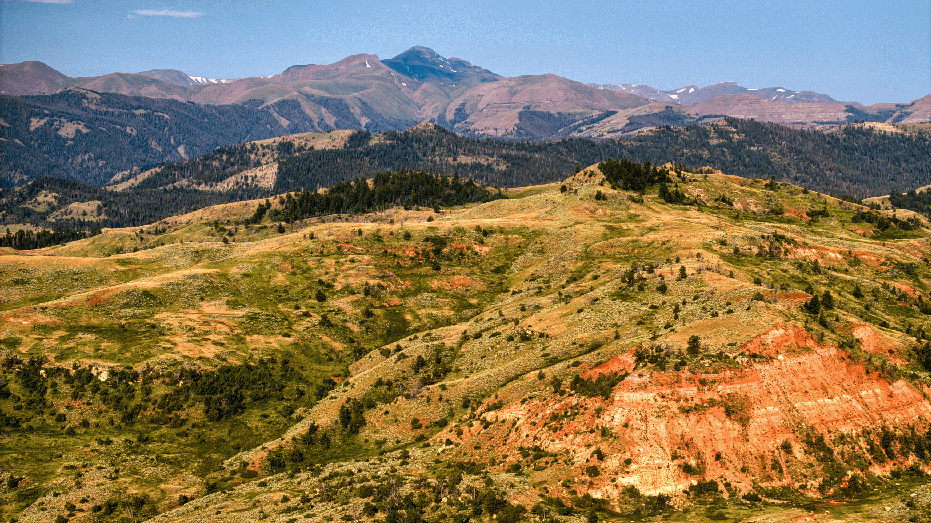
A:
[452,325,931,503]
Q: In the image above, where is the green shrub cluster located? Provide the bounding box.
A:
[568,372,628,400]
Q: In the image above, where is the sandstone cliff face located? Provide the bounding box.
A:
[453,325,931,503]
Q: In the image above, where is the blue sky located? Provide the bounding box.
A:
[1,0,928,105]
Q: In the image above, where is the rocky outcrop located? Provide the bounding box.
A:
[453,325,931,502]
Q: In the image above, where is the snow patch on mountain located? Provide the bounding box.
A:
[187,75,232,85]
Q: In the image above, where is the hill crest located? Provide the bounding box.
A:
[3,163,931,520]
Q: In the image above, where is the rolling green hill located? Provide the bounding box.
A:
[1,163,931,521]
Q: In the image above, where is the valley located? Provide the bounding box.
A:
[2,163,931,521]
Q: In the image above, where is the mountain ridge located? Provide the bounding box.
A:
[4,46,926,137]
[0,48,663,145]
[136,68,236,87]
[591,81,840,105]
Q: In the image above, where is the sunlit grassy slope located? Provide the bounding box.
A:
[2,166,931,522]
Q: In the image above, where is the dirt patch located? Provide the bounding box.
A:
[893,283,920,298]
[172,341,221,359]
[430,275,483,293]
[582,350,637,379]
[194,301,246,317]
[447,242,491,255]
[790,246,844,263]
[852,324,901,362]
[2,311,61,331]
[318,335,343,351]
[740,324,820,357]
[82,289,115,307]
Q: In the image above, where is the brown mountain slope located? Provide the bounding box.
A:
[0,61,68,95]
[899,94,931,124]
[67,72,196,102]
[273,53,390,83]
[0,56,652,139]
[190,54,424,129]
[686,92,850,123]
[440,74,650,136]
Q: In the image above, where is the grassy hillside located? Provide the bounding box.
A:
[2,164,931,521]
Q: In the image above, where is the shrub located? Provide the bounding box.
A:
[687,335,701,355]
[804,294,821,314]
[569,372,627,399]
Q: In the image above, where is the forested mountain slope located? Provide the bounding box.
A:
[273,121,931,198]
[0,89,323,187]
[3,121,931,239]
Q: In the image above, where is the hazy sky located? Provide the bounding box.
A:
[1,0,928,105]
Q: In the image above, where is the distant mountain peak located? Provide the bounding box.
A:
[0,60,68,95]
[275,53,389,83]
[383,46,501,87]
[405,45,442,56]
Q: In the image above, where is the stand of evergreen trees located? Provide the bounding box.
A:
[0,177,265,247]
[0,226,100,250]
[0,355,328,428]
[274,121,931,199]
[851,209,922,233]
[265,170,503,224]
[889,189,931,219]
[598,158,671,191]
